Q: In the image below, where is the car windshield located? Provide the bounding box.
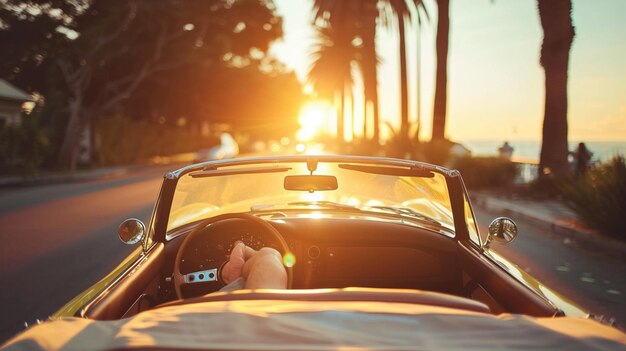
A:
[167,160,455,238]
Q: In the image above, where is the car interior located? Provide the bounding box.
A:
[79,214,561,321]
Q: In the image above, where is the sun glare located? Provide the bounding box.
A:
[296,101,332,141]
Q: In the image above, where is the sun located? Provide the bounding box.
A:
[296,101,333,142]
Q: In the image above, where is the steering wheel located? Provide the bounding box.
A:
[173,213,293,299]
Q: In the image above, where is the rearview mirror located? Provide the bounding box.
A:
[284,175,338,192]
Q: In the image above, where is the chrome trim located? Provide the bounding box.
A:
[168,155,448,180]
[184,269,218,284]
[446,169,461,177]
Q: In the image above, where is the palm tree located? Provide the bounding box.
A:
[412,1,429,145]
[380,0,410,149]
[431,0,449,141]
[312,0,365,144]
[537,0,574,176]
[308,25,357,143]
[381,0,426,152]
[313,0,425,150]
[356,0,380,143]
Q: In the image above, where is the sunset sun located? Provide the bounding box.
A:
[296,101,333,141]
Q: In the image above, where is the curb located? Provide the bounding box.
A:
[470,193,626,255]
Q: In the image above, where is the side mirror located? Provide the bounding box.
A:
[484,217,517,249]
[118,218,146,245]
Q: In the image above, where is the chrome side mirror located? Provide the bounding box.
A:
[484,217,518,249]
[118,218,146,245]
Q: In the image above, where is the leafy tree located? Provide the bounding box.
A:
[0,109,49,174]
[0,0,291,169]
[537,0,574,176]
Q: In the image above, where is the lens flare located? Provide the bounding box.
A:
[283,252,297,267]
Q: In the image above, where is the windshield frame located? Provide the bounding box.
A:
[150,155,473,244]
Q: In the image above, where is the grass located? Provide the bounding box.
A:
[558,156,626,239]
[453,156,517,189]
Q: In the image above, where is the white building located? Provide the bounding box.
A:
[0,79,31,127]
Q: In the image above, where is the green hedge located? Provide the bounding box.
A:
[559,156,626,239]
[453,156,517,189]
[0,117,49,175]
[96,117,218,166]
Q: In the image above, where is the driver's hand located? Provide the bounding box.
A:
[221,242,287,289]
[221,241,254,284]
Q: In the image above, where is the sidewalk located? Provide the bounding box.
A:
[470,191,626,254]
[0,152,197,188]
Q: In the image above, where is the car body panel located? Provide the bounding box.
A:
[484,248,587,317]
[51,246,144,318]
[18,154,618,351]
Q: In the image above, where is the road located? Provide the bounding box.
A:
[474,207,626,326]
[0,164,179,343]
[0,166,624,342]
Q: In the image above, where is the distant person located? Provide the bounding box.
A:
[572,142,593,178]
[498,141,514,160]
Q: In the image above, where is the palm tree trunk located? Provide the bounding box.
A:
[361,1,379,144]
[363,99,369,138]
[432,0,449,141]
[337,87,345,144]
[351,89,355,141]
[538,0,574,176]
[398,15,409,148]
[415,19,422,144]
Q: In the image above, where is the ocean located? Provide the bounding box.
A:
[459,140,626,164]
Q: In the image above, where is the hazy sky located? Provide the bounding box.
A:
[270,0,626,142]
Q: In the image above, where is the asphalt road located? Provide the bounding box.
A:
[0,166,624,343]
[474,207,626,327]
[0,164,179,343]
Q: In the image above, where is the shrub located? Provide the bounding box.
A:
[0,116,49,175]
[422,139,454,166]
[453,156,517,189]
[96,117,218,166]
[559,156,626,239]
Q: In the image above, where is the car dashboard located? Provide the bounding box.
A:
[163,215,463,299]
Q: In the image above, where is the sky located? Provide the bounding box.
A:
[269,0,626,142]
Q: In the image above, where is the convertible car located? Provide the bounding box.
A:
[3,155,625,350]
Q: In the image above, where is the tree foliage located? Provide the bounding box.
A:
[0,0,303,169]
[311,0,425,148]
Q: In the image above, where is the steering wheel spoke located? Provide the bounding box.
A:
[183,269,218,284]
